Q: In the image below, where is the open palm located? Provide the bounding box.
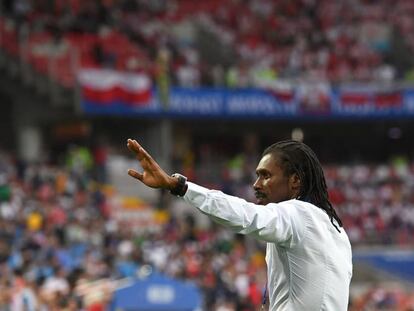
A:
[127,139,172,189]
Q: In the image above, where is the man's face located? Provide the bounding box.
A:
[253,153,298,205]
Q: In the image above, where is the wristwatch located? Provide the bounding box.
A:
[170,173,188,197]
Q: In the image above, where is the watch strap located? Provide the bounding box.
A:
[170,173,188,197]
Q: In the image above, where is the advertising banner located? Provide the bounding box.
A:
[79,70,414,119]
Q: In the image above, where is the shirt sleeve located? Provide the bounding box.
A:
[183,182,306,247]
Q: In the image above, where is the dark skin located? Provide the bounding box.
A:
[253,153,301,205]
[127,139,301,204]
[127,139,179,190]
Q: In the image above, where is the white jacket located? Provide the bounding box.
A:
[184,182,353,311]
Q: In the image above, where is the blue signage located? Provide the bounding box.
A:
[109,273,201,311]
[81,86,414,119]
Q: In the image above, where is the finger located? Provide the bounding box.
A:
[132,140,154,162]
[127,169,143,181]
[127,139,147,163]
[127,139,144,155]
[127,139,140,155]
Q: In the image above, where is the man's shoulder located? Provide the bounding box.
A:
[276,199,317,210]
[275,199,327,219]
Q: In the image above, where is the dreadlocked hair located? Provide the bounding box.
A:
[263,140,343,233]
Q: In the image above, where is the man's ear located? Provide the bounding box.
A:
[289,173,301,196]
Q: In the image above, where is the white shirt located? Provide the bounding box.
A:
[183,182,353,311]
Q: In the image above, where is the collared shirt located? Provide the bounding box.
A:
[184,182,352,311]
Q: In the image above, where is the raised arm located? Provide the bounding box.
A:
[127,139,305,246]
[184,183,306,246]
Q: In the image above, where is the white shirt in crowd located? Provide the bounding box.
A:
[184,182,353,311]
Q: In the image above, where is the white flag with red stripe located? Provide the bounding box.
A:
[78,69,152,106]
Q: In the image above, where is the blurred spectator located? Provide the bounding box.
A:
[1,139,414,308]
[3,0,414,89]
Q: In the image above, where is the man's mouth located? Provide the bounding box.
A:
[255,192,266,204]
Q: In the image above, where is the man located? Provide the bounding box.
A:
[126,139,352,311]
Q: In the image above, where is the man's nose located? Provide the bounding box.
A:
[253,177,262,190]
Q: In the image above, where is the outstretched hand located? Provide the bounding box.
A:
[127,139,173,190]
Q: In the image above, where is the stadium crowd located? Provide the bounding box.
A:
[178,140,414,246]
[1,0,414,88]
[1,1,414,309]
[0,146,268,310]
[0,142,414,310]
[350,285,414,311]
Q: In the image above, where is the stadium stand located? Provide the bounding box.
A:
[0,143,414,309]
[1,0,414,310]
[1,0,414,89]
